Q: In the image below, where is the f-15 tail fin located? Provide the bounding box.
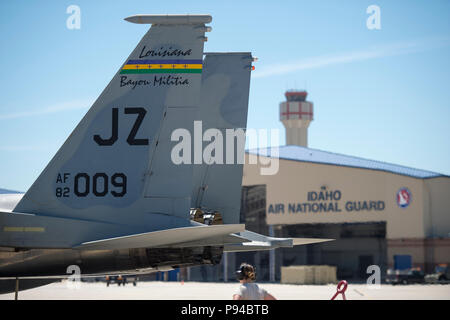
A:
[191,53,253,224]
[14,15,211,226]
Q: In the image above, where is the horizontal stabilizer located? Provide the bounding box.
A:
[75,224,245,250]
[292,238,334,246]
[168,233,250,248]
[223,231,333,252]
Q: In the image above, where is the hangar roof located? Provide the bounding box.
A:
[247,145,447,179]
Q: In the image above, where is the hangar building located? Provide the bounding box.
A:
[237,91,450,281]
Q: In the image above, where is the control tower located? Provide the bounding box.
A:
[279,90,314,147]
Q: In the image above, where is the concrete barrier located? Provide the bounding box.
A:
[281,265,337,284]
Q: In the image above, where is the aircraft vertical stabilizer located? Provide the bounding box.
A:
[191,53,253,224]
[14,15,211,226]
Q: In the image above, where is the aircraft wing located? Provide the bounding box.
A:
[74,224,246,250]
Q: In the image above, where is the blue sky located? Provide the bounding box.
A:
[0,0,449,191]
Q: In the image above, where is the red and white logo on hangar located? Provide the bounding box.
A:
[396,187,412,208]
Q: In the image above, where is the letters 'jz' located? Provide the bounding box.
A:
[93,107,149,146]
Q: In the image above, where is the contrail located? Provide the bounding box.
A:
[0,99,93,120]
[252,36,450,79]
[0,145,51,151]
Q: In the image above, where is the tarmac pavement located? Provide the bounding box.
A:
[0,281,449,300]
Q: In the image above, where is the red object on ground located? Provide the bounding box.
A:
[331,280,348,300]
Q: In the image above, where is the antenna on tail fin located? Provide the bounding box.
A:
[124,14,212,25]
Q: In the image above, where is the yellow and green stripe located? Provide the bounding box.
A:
[120,59,202,74]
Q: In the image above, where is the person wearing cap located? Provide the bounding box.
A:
[233,263,277,300]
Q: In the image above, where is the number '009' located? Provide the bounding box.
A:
[73,173,127,197]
